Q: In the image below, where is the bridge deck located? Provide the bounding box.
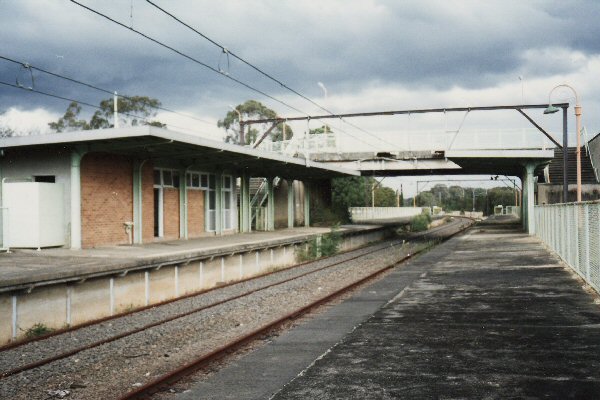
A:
[179,220,600,399]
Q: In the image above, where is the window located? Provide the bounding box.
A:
[162,170,173,187]
[186,171,210,190]
[222,174,234,230]
[34,175,55,183]
[154,168,179,188]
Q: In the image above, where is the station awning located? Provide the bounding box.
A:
[0,126,359,180]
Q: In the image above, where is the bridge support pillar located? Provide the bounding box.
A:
[304,181,310,227]
[522,163,536,235]
[287,179,294,228]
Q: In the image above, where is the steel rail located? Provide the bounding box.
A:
[119,218,473,399]
[0,218,471,379]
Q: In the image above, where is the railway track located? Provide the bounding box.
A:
[0,217,473,399]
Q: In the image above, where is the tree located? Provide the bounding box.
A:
[0,110,15,137]
[331,176,372,221]
[218,100,292,145]
[374,186,396,207]
[48,102,90,132]
[49,96,165,133]
[309,125,332,135]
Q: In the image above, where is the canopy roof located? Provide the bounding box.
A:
[0,126,359,179]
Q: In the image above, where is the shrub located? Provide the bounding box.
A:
[410,214,429,232]
[296,225,342,261]
[24,323,53,339]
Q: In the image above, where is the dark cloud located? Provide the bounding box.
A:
[1,0,599,118]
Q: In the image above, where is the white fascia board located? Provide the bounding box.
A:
[446,149,555,159]
[148,127,361,176]
[0,126,360,177]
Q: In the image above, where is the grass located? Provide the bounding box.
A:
[23,323,54,339]
[296,225,342,262]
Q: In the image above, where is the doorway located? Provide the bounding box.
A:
[153,187,163,237]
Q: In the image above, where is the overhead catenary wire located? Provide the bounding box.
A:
[68,0,386,150]
[0,80,211,136]
[68,0,306,115]
[0,55,214,127]
[144,0,398,149]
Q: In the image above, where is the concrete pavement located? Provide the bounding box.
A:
[179,221,600,399]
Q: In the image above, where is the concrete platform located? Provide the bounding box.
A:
[179,221,600,399]
[0,225,381,292]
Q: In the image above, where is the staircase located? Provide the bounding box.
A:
[248,177,280,230]
[547,147,597,184]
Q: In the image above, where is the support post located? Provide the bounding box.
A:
[132,160,146,244]
[287,179,294,228]
[179,168,188,239]
[215,172,223,235]
[240,172,251,232]
[524,163,536,235]
[266,177,275,231]
[70,150,85,249]
[562,106,568,203]
[304,181,310,227]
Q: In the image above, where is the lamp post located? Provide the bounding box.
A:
[544,84,582,202]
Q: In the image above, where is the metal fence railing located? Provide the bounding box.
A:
[535,202,600,294]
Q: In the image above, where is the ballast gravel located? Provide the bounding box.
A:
[0,219,470,399]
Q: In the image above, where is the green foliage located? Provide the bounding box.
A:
[374,186,396,207]
[48,102,89,132]
[309,125,332,135]
[49,96,165,132]
[410,214,430,232]
[320,225,342,256]
[24,323,53,338]
[218,100,293,144]
[331,176,371,222]
[331,177,401,221]
[296,226,342,261]
[410,183,519,215]
[311,206,342,226]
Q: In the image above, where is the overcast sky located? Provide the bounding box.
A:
[1,0,599,194]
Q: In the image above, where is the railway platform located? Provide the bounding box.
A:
[0,224,388,344]
[178,221,600,399]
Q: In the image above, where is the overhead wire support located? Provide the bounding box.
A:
[243,103,571,124]
[144,0,398,149]
[69,0,306,116]
[0,54,214,126]
[144,0,335,115]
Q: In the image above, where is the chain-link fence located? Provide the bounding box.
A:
[535,202,600,294]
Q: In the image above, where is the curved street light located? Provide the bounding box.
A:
[544,84,582,202]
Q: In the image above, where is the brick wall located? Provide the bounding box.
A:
[163,188,180,239]
[187,189,205,237]
[81,153,133,248]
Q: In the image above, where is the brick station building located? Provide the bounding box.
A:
[0,126,356,249]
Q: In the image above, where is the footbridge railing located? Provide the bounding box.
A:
[535,202,600,294]
[255,128,555,156]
